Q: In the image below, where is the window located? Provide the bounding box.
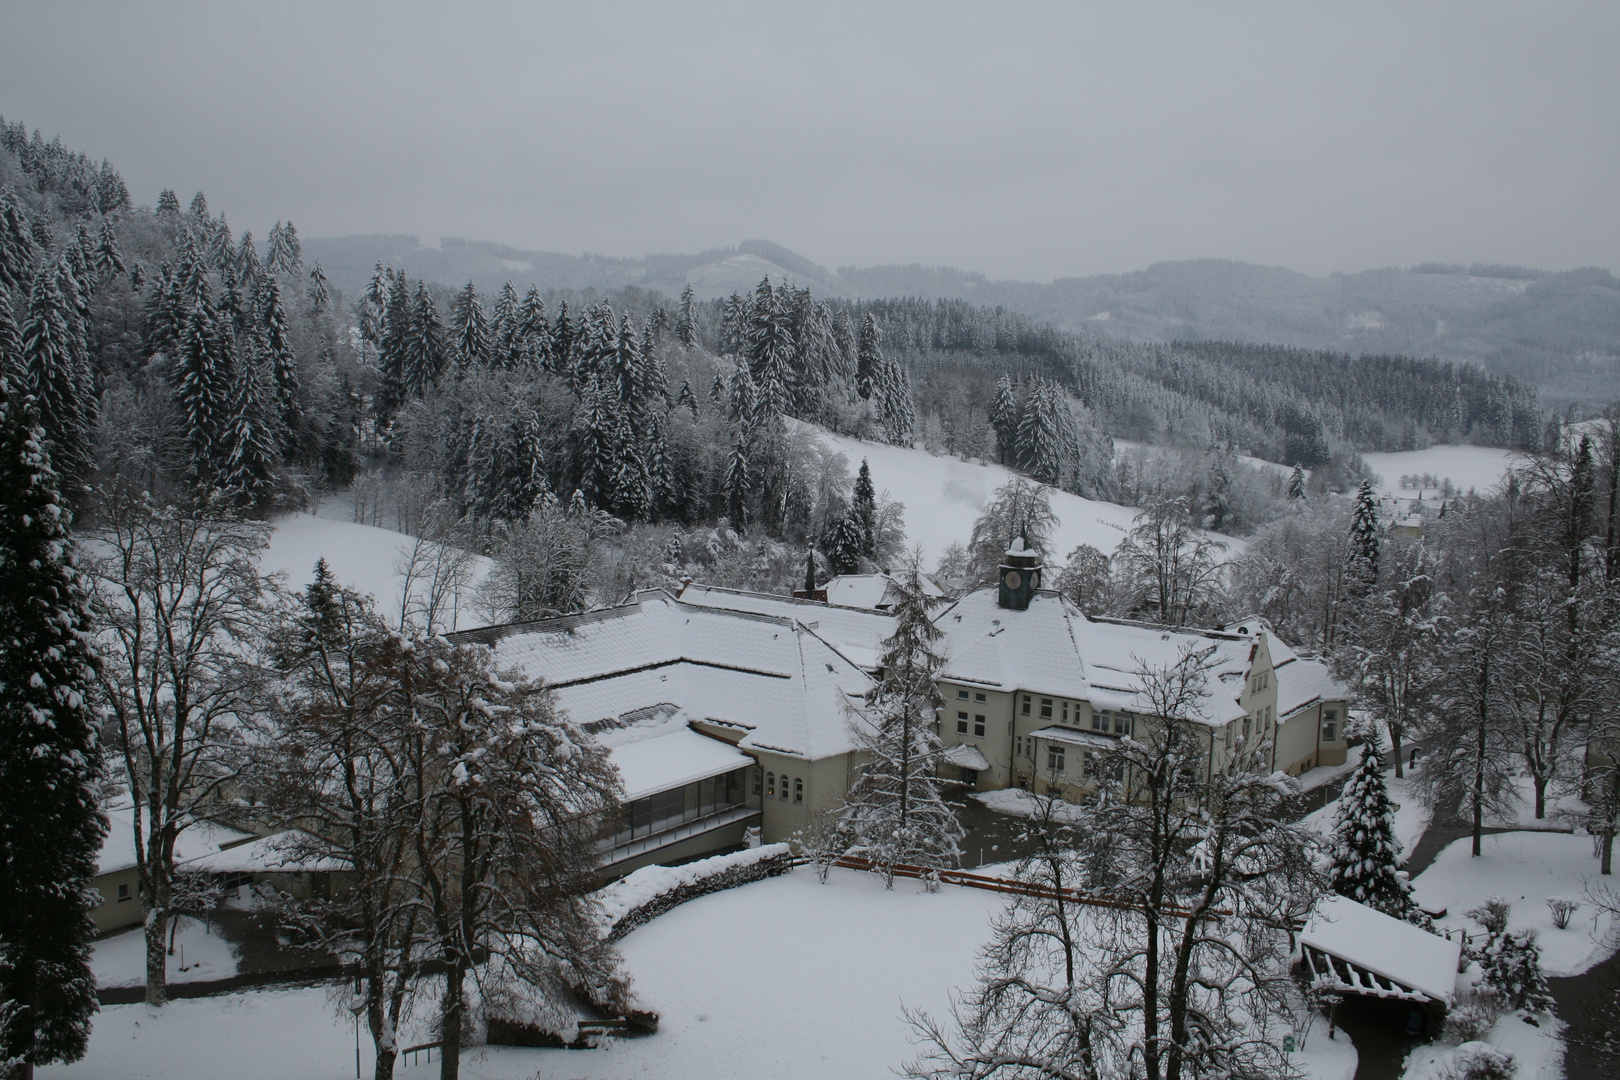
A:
[957,688,969,700]
[1114,712,1131,735]
[1015,735,1023,756]
[1040,698,1053,719]
[1322,721,1337,743]
[1322,709,1339,743]
[974,715,986,738]
[1021,695,1031,715]
[1061,701,1069,722]
[793,778,803,803]
[1047,745,1066,774]
[1083,752,1101,778]
[1266,705,1274,725]
[957,711,969,734]
[975,692,986,703]
[766,772,776,799]
[1092,709,1109,732]
[118,883,131,901]
[754,768,763,795]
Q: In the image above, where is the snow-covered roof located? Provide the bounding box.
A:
[1300,895,1462,1004]
[1275,657,1345,719]
[941,744,992,771]
[457,591,875,762]
[180,830,349,874]
[933,589,1256,727]
[820,572,945,611]
[97,807,254,877]
[676,582,894,670]
[589,704,756,800]
[1029,725,1117,750]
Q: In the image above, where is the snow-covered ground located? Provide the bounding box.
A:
[1410,832,1616,978]
[813,428,1240,566]
[262,513,492,631]
[91,917,238,989]
[1359,446,1518,499]
[51,862,1359,1080]
[1401,1015,1566,1080]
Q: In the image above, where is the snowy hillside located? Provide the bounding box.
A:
[1360,444,1518,499]
[262,514,493,631]
[810,427,1241,566]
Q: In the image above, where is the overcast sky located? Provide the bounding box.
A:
[2,1,1616,281]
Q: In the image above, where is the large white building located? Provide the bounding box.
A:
[445,552,1350,871]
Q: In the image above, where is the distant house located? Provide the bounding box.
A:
[818,571,946,612]
[92,807,254,933]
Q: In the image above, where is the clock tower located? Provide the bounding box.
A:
[997,537,1043,611]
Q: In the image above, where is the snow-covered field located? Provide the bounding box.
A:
[813,429,1240,566]
[262,514,492,631]
[1411,832,1616,978]
[1359,446,1518,499]
[91,917,237,989]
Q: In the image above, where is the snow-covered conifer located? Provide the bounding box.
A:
[170,300,233,482]
[1288,462,1308,500]
[0,378,106,1071]
[676,283,698,347]
[1328,741,1423,922]
[93,216,125,280]
[856,313,882,401]
[852,458,878,559]
[307,261,329,318]
[834,560,962,885]
[449,280,492,370]
[403,283,447,395]
[19,265,94,487]
[219,352,280,514]
[1347,479,1380,593]
[989,375,1018,464]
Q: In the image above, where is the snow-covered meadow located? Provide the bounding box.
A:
[813,428,1240,566]
[1359,445,1518,500]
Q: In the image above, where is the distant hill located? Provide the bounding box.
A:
[302,236,1619,411]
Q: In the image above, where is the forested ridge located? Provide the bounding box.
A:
[0,112,1547,590]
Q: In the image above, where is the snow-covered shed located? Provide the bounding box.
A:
[1300,895,1461,1017]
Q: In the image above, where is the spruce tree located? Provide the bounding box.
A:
[989,375,1018,464]
[746,277,793,418]
[1016,380,1065,485]
[1287,463,1307,500]
[155,189,181,219]
[187,191,208,221]
[0,186,36,294]
[19,267,93,488]
[234,230,262,286]
[307,262,329,318]
[676,283,698,347]
[1347,479,1380,594]
[833,561,963,886]
[824,514,866,576]
[219,355,279,514]
[264,220,301,277]
[171,301,233,483]
[490,281,520,368]
[0,378,106,1072]
[517,287,549,371]
[449,281,491,370]
[1327,741,1422,922]
[852,458,878,559]
[403,283,447,395]
[856,313,882,400]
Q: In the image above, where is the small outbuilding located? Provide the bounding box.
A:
[1299,894,1462,1034]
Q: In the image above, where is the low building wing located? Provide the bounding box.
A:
[1300,895,1462,1005]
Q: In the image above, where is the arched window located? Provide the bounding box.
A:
[766,772,776,799]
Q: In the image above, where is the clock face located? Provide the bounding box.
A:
[1030,570,1041,589]
[1004,570,1022,590]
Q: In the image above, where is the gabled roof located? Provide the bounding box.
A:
[460,592,875,762]
[821,572,945,610]
[98,807,254,877]
[932,588,1284,728]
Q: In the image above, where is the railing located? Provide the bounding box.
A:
[828,856,1232,918]
[601,805,760,866]
[399,1041,441,1068]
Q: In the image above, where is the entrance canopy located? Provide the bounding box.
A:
[1299,895,1461,1005]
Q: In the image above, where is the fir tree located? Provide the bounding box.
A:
[490,282,520,368]
[19,266,93,488]
[403,283,447,395]
[1288,462,1307,500]
[517,287,550,371]
[187,191,208,221]
[747,277,793,419]
[219,352,279,514]
[234,230,262,286]
[264,220,301,276]
[307,262,329,318]
[1327,741,1422,922]
[1347,479,1380,594]
[154,188,180,219]
[824,514,866,576]
[852,458,878,559]
[724,433,752,531]
[676,283,698,347]
[834,561,963,885]
[1016,380,1066,485]
[0,378,106,1072]
[171,300,233,483]
[449,280,491,370]
[0,187,36,295]
[93,217,125,281]
[856,313,882,400]
[989,375,1018,465]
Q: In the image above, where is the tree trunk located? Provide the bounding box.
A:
[1471,722,1486,858]
[1391,724,1404,780]
[439,962,463,1080]
[1534,774,1546,820]
[144,912,168,1006]
[1602,828,1613,876]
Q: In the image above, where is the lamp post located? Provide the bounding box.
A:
[347,970,366,1080]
